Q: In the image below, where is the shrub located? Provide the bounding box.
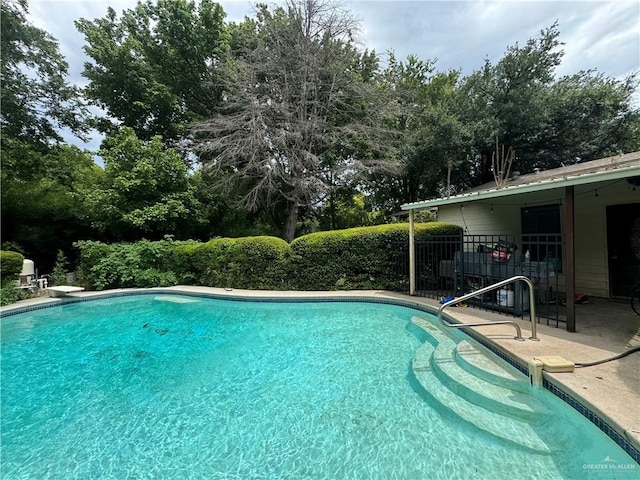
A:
[0,284,34,306]
[75,241,111,288]
[51,250,69,286]
[75,239,195,290]
[0,284,17,306]
[0,250,26,306]
[0,250,24,284]
[290,223,462,290]
[73,222,461,292]
[173,236,292,289]
[171,242,203,285]
[132,269,177,288]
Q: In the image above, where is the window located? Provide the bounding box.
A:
[521,204,562,272]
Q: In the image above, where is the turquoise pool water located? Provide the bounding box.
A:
[1,294,637,479]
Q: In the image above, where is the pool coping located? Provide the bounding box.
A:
[1,285,638,464]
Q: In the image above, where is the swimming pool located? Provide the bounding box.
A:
[1,294,637,479]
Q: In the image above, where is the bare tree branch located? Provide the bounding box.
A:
[192,0,393,240]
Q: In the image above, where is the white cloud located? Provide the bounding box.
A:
[351,0,639,76]
[555,1,640,78]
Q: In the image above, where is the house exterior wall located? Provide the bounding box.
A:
[435,180,638,298]
[574,181,638,298]
[435,202,520,239]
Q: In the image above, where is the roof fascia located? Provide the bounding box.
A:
[401,165,639,211]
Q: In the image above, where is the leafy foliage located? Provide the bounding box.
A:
[0,249,25,306]
[76,0,228,143]
[1,2,638,252]
[1,0,87,147]
[373,55,471,208]
[1,143,103,271]
[75,238,192,290]
[537,71,640,166]
[74,223,461,291]
[0,250,24,283]
[75,2,639,233]
[458,23,563,183]
[0,284,34,306]
[290,222,462,290]
[173,236,292,289]
[316,191,387,231]
[87,127,204,241]
[51,250,69,286]
[457,22,639,183]
[0,0,96,270]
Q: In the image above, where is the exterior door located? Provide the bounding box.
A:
[607,203,640,297]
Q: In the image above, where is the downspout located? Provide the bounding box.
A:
[565,186,576,332]
[409,210,416,295]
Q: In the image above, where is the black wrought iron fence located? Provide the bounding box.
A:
[522,233,563,326]
[393,234,563,326]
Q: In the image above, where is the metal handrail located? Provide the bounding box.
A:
[438,275,539,341]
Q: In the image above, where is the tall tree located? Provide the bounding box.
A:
[1,144,103,270]
[86,127,203,241]
[192,0,389,241]
[537,71,640,167]
[1,0,87,147]
[1,0,92,270]
[76,0,229,144]
[368,54,470,213]
[457,22,639,182]
[458,23,563,184]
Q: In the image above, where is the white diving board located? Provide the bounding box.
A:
[47,286,85,298]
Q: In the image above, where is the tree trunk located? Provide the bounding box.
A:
[283,202,299,242]
[329,190,337,230]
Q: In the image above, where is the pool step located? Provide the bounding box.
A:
[410,316,551,454]
[412,317,534,403]
[412,317,528,388]
[455,339,528,392]
[433,339,550,420]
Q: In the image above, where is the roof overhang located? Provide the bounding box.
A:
[401,164,640,211]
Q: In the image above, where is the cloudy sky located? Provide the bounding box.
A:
[26,0,640,153]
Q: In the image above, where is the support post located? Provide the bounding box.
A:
[409,210,416,295]
[565,186,576,332]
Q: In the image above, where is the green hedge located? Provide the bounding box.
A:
[0,250,24,284]
[76,236,291,291]
[0,250,26,306]
[73,222,462,291]
[173,236,291,289]
[290,222,461,290]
